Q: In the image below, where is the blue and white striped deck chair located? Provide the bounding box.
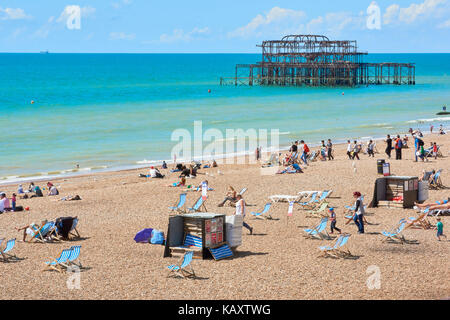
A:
[251,203,272,219]
[318,235,343,257]
[333,234,353,258]
[66,245,82,268]
[169,193,187,213]
[183,234,202,248]
[187,196,207,213]
[208,244,234,261]
[42,248,72,272]
[238,188,247,196]
[0,239,18,262]
[429,170,443,189]
[298,192,318,208]
[381,219,408,243]
[304,217,330,240]
[167,251,196,279]
[308,190,332,209]
[30,221,55,243]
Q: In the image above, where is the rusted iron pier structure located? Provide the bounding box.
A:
[221,35,415,87]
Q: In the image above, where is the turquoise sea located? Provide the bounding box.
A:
[1,53,450,184]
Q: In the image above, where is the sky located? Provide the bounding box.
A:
[0,0,449,53]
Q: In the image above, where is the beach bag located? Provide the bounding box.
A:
[14,205,24,212]
[150,229,165,245]
[134,228,153,243]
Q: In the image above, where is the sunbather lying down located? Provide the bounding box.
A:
[60,195,81,201]
[277,163,303,174]
[414,202,450,211]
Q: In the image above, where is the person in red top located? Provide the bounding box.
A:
[433,142,438,159]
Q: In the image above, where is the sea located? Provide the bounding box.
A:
[1,53,449,184]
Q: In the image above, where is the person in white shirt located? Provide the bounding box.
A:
[49,186,59,196]
[235,194,253,235]
[346,140,352,159]
[149,166,164,178]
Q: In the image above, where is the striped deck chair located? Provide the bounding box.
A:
[187,196,207,213]
[318,235,343,257]
[429,170,443,189]
[0,239,18,262]
[66,245,82,268]
[183,234,202,248]
[308,151,318,162]
[333,234,353,258]
[169,193,187,213]
[42,248,72,273]
[167,251,196,279]
[308,190,333,209]
[29,221,55,243]
[298,192,318,209]
[407,209,432,229]
[250,203,272,219]
[238,188,247,196]
[306,202,329,218]
[208,244,233,261]
[381,219,408,244]
[303,217,330,240]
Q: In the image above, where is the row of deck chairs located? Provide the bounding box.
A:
[424,145,443,158]
[169,193,207,214]
[42,246,82,273]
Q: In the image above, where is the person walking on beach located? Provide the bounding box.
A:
[352,140,360,160]
[346,140,352,160]
[329,207,341,234]
[385,135,392,159]
[327,139,334,160]
[395,135,403,160]
[436,218,447,241]
[300,140,309,165]
[351,191,365,234]
[367,140,375,157]
[430,124,434,134]
[235,194,253,235]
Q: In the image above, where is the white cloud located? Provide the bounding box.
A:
[228,7,306,38]
[306,12,365,35]
[438,19,450,27]
[109,32,136,40]
[383,0,447,24]
[112,0,133,9]
[159,27,211,43]
[0,7,31,20]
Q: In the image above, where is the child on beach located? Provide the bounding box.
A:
[433,142,438,159]
[329,207,341,234]
[436,218,447,241]
[11,193,16,211]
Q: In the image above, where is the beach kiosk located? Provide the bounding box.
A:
[165,212,234,259]
[370,176,419,209]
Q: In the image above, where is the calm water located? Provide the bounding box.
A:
[1,53,449,183]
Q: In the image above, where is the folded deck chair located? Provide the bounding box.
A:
[318,235,343,257]
[42,248,72,273]
[183,234,202,248]
[187,196,207,213]
[308,151,318,162]
[208,244,233,260]
[303,217,330,240]
[238,188,247,196]
[269,194,302,203]
[251,203,272,219]
[381,219,408,244]
[0,239,18,262]
[167,250,196,279]
[306,202,329,218]
[169,193,187,213]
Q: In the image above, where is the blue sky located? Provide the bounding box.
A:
[0,0,449,53]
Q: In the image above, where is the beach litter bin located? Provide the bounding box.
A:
[383,163,390,176]
[418,181,429,203]
[377,159,385,174]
